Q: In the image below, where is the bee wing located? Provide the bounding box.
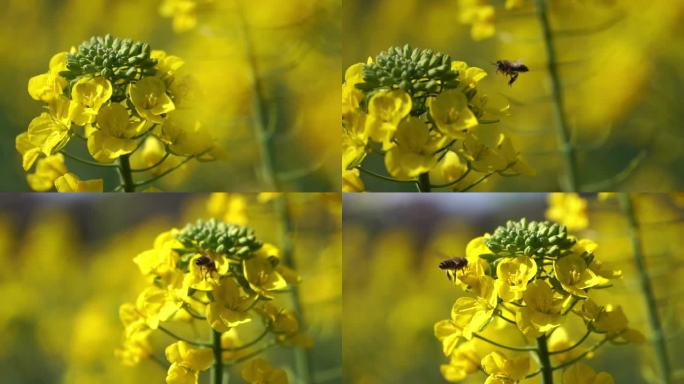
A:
[514,59,530,72]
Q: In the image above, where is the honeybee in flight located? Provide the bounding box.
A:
[494,60,529,86]
[438,256,468,281]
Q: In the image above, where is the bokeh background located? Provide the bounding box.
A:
[0,0,340,191]
[343,0,684,191]
[0,192,341,383]
[342,193,684,383]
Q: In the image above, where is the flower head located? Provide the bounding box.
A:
[87,103,146,162]
[481,351,529,384]
[241,358,288,384]
[165,341,213,384]
[129,76,175,124]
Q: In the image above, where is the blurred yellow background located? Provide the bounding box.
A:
[0,193,341,383]
[0,0,340,191]
[343,0,684,191]
[342,193,684,383]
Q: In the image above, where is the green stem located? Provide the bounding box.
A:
[274,195,312,384]
[460,173,493,192]
[356,166,417,184]
[211,329,226,384]
[133,152,206,188]
[473,333,537,352]
[549,328,591,355]
[552,335,615,371]
[619,194,671,384]
[117,154,136,192]
[238,4,278,191]
[535,0,579,191]
[417,173,431,192]
[60,150,118,168]
[131,151,170,172]
[537,335,554,384]
[157,325,212,348]
[429,167,471,189]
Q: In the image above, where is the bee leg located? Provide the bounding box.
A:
[508,73,519,86]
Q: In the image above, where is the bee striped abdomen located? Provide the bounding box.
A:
[438,257,468,271]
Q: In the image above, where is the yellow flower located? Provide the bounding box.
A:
[241,358,289,384]
[384,117,444,179]
[562,363,615,384]
[429,151,468,187]
[159,111,213,156]
[69,76,113,126]
[28,52,68,102]
[206,193,248,225]
[515,280,563,337]
[494,134,534,176]
[184,254,230,291]
[119,303,149,339]
[342,63,365,113]
[462,133,507,172]
[135,286,184,329]
[434,314,471,356]
[342,168,365,192]
[152,50,185,83]
[27,96,72,155]
[243,244,287,297]
[115,327,152,367]
[429,90,478,138]
[579,300,644,342]
[87,103,146,162]
[459,1,496,40]
[206,279,256,332]
[258,303,312,347]
[451,61,488,90]
[505,0,526,9]
[548,327,583,364]
[129,76,176,124]
[133,229,182,278]
[15,132,42,171]
[54,173,103,192]
[26,153,67,191]
[546,193,589,230]
[570,239,621,279]
[130,136,177,175]
[221,329,243,361]
[365,89,412,149]
[440,341,480,382]
[165,341,213,384]
[342,110,368,170]
[160,0,204,33]
[494,256,537,302]
[451,276,497,339]
[481,351,529,384]
[554,253,608,298]
[454,236,492,291]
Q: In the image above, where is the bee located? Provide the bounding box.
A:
[438,256,468,281]
[494,60,529,86]
[194,255,217,279]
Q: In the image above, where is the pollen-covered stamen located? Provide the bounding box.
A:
[144,93,159,109]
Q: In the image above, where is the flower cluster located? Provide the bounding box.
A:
[343,44,531,192]
[117,218,309,384]
[457,0,617,40]
[458,0,524,40]
[18,34,218,192]
[435,218,643,383]
[160,0,215,33]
